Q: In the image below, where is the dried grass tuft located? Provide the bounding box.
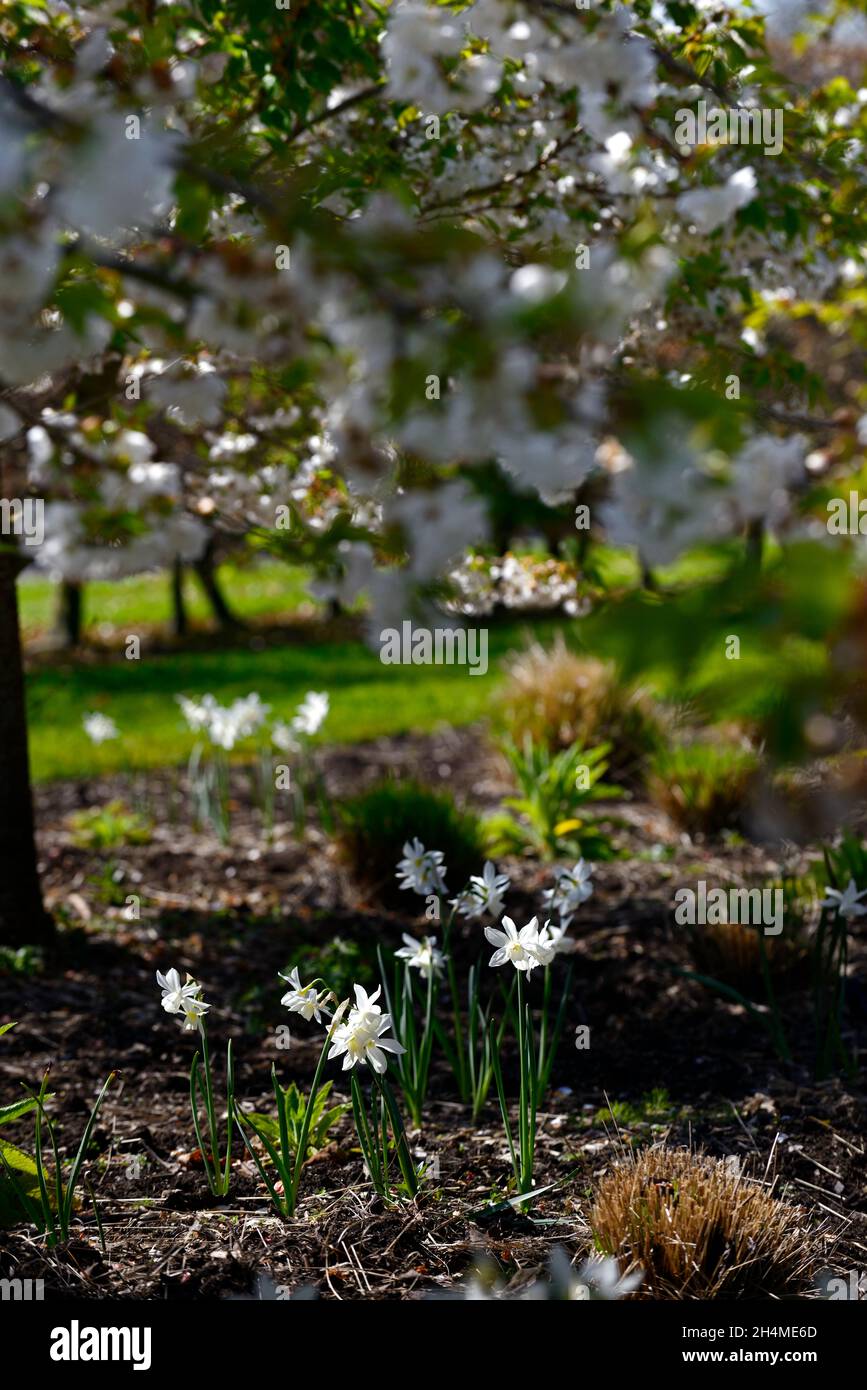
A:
[687,919,810,995]
[590,1146,819,1299]
[494,636,664,784]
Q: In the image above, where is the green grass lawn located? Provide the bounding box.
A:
[19,560,314,637]
[24,565,570,781]
[20,546,741,782]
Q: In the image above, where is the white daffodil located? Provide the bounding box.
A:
[83,711,118,744]
[179,995,210,1032]
[175,691,269,750]
[272,720,301,755]
[529,921,561,968]
[484,916,542,973]
[574,1255,643,1301]
[156,968,210,1029]
[327,983,405,1074]
[822,878,867,919]
[395,933,445,980]
[231,692,271,736]
[451,860,511,920]
[547,921,574,954]
[396,837,448,895]
[291,690,329,737]
[279,966,330,1022]
[345,983,384,1031]
[176,693,217,733]
[542,859,594,929]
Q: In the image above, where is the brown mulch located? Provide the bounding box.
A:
[1,726,865,1300]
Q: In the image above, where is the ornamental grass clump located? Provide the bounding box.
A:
[590,1147,818,1300]
[337,780,485,904]
[495,637,664,785]
[647,738,760,836]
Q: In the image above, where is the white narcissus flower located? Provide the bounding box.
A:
[83,712,119,744]
[327,984,406,1074]
[279,967,330,1022]
[452,861,511,920]
[395,933,445,980]
[542,859,594,930]
[396,837,448,895]
[156,968,210,1030]
[178,995,210,1032]
[291,690,329,736]
[822,878,867,919]
[344,983,384,1031]
[485,916,542,973]
[574,1255,643,1301]
[230,692,271,737]
[272,721,301,755]
[529,922,560,968]
[443,1247,642,1301]
[175,691,270,750]
[176,693,217,733]
[543,922,573,956]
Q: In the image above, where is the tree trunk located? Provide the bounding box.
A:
[193,541,241,630]
[745,518,764,572]
[56,579,83,647]
[170,559,188,638]
[0,550,54,946]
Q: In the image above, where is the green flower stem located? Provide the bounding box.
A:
[286,1019,336,1213]
[191,1023,233,1197]
[442,907,469,1102]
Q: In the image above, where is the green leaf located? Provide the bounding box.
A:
[245,1111,282,1147]
[0,1138,42,1227]
[0,1095,41,1126]
[246,1080,347,1164]
[0,1022,17,1038]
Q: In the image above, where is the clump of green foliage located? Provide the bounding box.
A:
[336,780,486,901]
[594,1088,675,1129]
[647,739,759,835]
[0,946,43,978]
[0,1027,114,1244]
[243,1080,348,1165]
[67,800,153,851]
[483,736,621,861]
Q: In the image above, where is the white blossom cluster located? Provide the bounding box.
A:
[447,553,589,617]
[0,0,861,624]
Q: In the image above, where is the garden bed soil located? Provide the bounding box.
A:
[1,727,865,1299]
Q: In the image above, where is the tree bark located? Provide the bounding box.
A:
[193,540,241,630]
[55,579,83,647]
[0,549,54,946]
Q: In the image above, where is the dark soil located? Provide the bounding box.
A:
[1,726,865,1300]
